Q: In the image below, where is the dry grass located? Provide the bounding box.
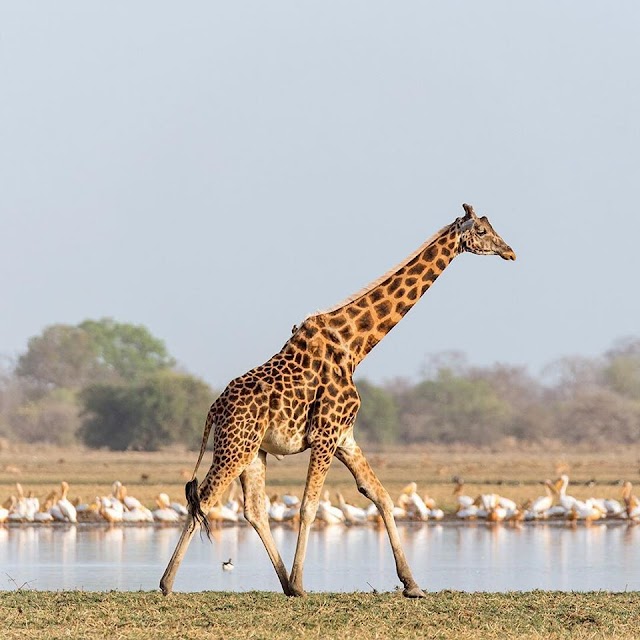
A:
[0,590,638,640]
[1,443,638,514]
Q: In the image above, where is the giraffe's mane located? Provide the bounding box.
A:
[310,220,455,318]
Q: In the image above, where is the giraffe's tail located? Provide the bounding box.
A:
[185,477,211,540]
[191,410,215,482]
[184,408,216,541]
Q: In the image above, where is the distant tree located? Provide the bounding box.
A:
[355,379,399,445]
[555,388,640,444]
[79,318,175,382]
[0,358,27,439]
[602,338,640,400]
[469,364,553,442]
[397,367,511,444]
[15,324,100,391]
[78,371,214,451]
[9,388,80,446]
[541,355,601,399]
[16,318,175,391]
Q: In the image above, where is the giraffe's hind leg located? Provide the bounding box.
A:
[240,449,292,596]
[160,513,198,595]
[335,443,426,598]
[160,448,259,595]
[289,437,338,597]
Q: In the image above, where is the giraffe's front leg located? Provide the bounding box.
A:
[335,443,426,598]
[288,438,337,597]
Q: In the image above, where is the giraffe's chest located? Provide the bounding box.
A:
[259,381,314,456]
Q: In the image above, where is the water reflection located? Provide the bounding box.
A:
[1,522,638,592]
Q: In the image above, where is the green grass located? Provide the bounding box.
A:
[0,591,638,639]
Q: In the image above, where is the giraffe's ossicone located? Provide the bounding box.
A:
[160,203,515,598]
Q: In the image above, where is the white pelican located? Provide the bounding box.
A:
[119,485,143,511]
[316,491,346,525]
[429,507,444,520]
[336,492,368,525]
[527,480,556,519]
[149,490,188,517]
[7,495,27,522]
[152,493,182,523]
[397,482,430,521]
[206,500,239,525]
[453,479,475,511]
[100,496,124,523]
[566,501,606,522]
[34,497,55,523]
[122,505,154,523]
[487,504,508,522]
[25,491,40,521]
[419,492,443,519]
[171,501,189,517]
[407,493,430,521]
[505,507,524,523]
[555,475,578,511]
[497,495,517,511]
[8,483,35,522]
[546,505,568,518]
[268,494,299,522]
[56,481,78,523]
[108,481,124,509]
[282,493,300,508]
[622,481,640,521]
[478,494,500,511]
[456,504,479,520]
[603,498,625,517]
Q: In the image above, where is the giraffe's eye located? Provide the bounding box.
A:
[476,228,487,236]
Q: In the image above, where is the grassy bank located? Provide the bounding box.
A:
[0,590,638,640]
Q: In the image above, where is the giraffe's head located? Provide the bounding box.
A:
[458,203,516,261]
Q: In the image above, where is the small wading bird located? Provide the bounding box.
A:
[160,203,515,598]
[222,559,234,571]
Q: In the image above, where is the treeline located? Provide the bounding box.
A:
[356,341,640,446]
[2,319,640,450]
[0,319,212,450]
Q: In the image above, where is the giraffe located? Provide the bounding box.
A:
[160,203,515,598]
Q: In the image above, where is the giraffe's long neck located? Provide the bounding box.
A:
[314,220,462,368]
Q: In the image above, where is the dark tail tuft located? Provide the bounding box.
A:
[185,478,210,540]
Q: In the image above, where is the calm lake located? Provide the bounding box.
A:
[2,521,638,593]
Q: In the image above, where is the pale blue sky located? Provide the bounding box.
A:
[1,3,639,389]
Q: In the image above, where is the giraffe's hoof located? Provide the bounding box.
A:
[287,584,307,597]
[403,586,426,598]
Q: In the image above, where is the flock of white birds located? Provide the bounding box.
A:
[1,475,639,527]
[452,475,640,523]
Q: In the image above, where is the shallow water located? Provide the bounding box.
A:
[1,521,638,593]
